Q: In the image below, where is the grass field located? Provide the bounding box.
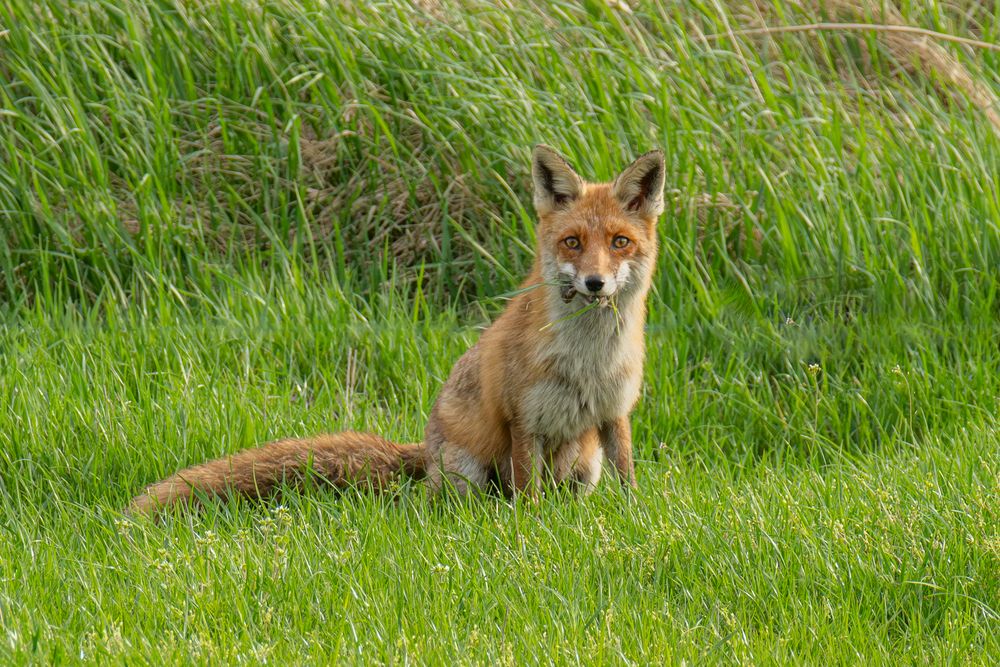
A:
[2,0,999,663]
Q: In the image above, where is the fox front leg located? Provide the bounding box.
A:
[599,416,637,489]
[510,422,543,498]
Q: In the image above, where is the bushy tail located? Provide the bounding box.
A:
[128,431,426,517]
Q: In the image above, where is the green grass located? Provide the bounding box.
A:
[1,0,999,663]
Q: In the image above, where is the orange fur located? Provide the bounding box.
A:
[128,146,664,515]
[129,433,424,515]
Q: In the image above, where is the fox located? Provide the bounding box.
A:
[129,144,665,515]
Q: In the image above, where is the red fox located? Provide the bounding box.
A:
[129,145,665,515]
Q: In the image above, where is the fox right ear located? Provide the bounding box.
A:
[613,150,666,220]
[532,145,582,215]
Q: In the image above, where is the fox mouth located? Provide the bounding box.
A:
[559,284,612,307]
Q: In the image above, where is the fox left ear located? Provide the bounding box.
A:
[613,150,665,219]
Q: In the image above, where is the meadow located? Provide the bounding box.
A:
[1,0,998,662]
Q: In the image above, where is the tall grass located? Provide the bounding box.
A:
[1,0,999,662]
[2,0,998,310]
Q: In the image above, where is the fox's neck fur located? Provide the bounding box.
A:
[533,249,653,376]
[129,145,665,516]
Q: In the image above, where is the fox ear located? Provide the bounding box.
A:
[532,145,582,215]
[613,150,665,219]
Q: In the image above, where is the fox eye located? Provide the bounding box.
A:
[563,236,581,250]
[612,235,631,249]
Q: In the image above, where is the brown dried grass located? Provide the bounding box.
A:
[726,1,1000,136]
[825,0,999,135]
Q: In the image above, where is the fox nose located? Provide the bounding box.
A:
[584,276,605,293]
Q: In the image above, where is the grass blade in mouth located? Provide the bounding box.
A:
[540,296,603,331]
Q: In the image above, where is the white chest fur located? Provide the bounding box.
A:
[522,299,644,444]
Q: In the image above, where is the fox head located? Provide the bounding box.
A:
[531,145,665,307]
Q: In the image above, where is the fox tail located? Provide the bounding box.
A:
[128,431,426,517]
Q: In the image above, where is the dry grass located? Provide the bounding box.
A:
[729,1,1000,136]
[828,0,1000,135]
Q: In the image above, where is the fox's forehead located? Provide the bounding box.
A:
[576,183,621,218]
[543,184,640,234]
